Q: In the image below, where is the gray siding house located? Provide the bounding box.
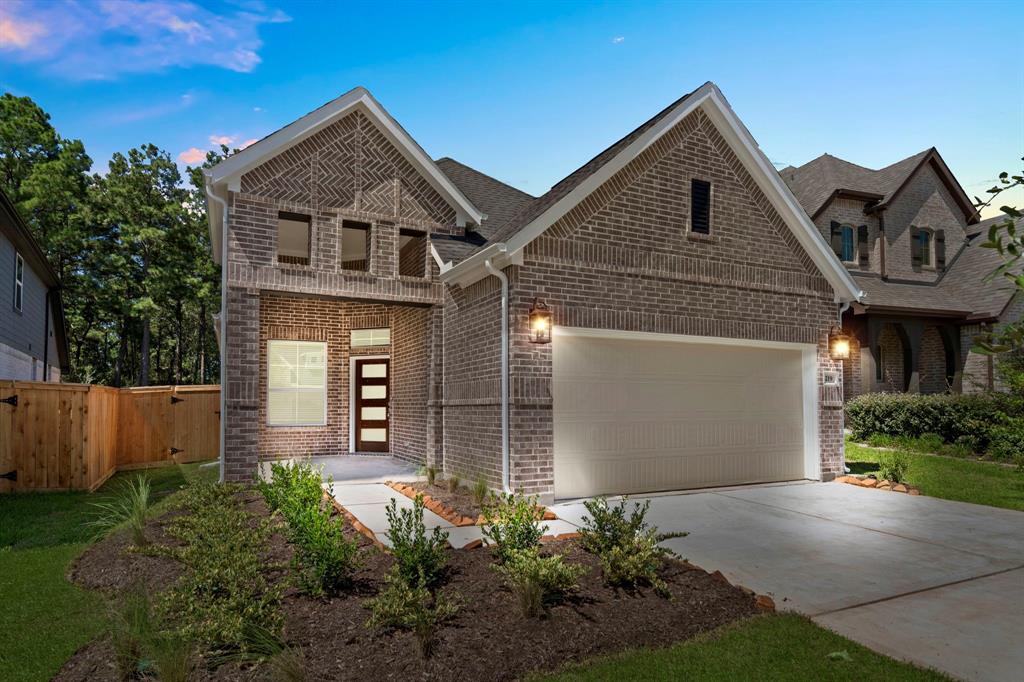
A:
[0,188,68,382]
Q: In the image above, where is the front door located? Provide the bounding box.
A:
[355,358,389,452]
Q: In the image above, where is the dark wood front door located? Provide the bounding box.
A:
[355,358,389,452]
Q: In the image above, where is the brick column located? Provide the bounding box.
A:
[223,287,261,482]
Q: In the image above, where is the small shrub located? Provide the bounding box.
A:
[481,492,548,564]
[90,474,151,546]
[987,419,1024,462]
[233,625,307,682]
[287,504,361,596]
[365,567,459,658]
[877,450,912,484]
[954,434,982,454]
[150,633,196,682]
[866,433,896,448]
[917,432,945,452]
[386,495,449,587]
[492,548,587,618]
[258,460,325,519]
[579,497,686,597]
[473,476,489,506]
[424,466,437,486]
[446,474,460,493]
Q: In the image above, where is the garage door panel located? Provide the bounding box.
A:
[553,333,807,499]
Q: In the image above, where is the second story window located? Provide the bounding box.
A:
[277,212,311,266]
[840,225,855,263]
[690,179,711,234]
[341,220,370,272]
[13,252,24,312]
[398,228,427,278]
[911,226,937,269]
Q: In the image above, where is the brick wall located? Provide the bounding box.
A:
[919,326,950,394]
[876,324,905,392]
[391,306,431,465]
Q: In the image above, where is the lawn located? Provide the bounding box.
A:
[845,440,1024,511]
[0,463,199,682]
[541,613,949,681]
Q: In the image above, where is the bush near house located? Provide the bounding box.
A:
[845,392,1024,459]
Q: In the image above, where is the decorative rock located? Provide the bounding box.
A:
[877,483,892,491]
[908,488,921,496]
[755,595,776,612]
[542,510,558,521]
[554,532,580,541]
[860,478,877,488]
[877,480,891,488]
[463,538,483,550]
[710,570,731,585]
[893,484,908,493]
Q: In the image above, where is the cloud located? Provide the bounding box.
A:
[209,134,237,146]
[101,91,198,124]
[239,138,259,149]
[0,0,290,80]
[253,106,263,112]
[611,36,625,44]
[178,147,207,164]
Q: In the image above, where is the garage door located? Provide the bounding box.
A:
[553,332,810,499]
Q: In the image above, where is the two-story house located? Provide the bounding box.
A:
[0,188,68,382]
[781,152,1018,400]
[205,83,863,501]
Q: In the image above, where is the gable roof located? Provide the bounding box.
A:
[0,188,70,371]
[434,158,534,241]
[204,87,485,263]
[781,148,978,223]
[440,82,863,303]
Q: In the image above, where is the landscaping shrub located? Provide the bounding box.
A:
[365,567,459,658]
[481,492,548,564]
[877,450,912,484]
[149,633,196,682]
[845,392,1022,448]
[385,495,449,587]
[917,432,945,452]
[90,474,152,546]
[987,418,1024,463]
[258,460,325,519]
[492,547,586,618]
[579,497,686,597]
[107,584,154,680]
[159,480,283,652]
[473,476,489,506]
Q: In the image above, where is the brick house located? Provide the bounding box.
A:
[205,82,864,501]
[781,152,1019,400]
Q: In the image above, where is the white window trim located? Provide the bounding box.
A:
[266,339,328,427]
[348,354,389,452]
[350,327,391,347]
[839,224,857,265]
[13,252,24,313]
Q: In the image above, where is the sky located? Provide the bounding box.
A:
[1,0,1022,217]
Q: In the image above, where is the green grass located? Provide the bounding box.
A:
[0,463,206,682]
[539,613,949,681]
[846,441,1024,511]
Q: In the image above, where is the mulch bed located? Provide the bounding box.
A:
[404,479,492,522]
[58,488,763,682]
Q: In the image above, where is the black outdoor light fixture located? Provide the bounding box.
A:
[829,325,851,361]
[528,298,552,344]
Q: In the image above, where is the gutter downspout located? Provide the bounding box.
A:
[483,250,512,494]
[205,178,229,484]
[838,299,852,474]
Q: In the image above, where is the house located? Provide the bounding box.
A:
[781,152,1018,399]
[204,82,862,501]
[0,188,68,382]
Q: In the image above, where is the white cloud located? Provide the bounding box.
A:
[178,147,207,164]
[611,36,625,44]
[253,106,263,112]
[239,138,259,149]
[209,134,237,146]
[0,0,290,80]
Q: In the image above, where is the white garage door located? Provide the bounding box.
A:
[553,331,811,499]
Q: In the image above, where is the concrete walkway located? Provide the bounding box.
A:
[552,482,1024,682]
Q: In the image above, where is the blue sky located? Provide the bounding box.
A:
[2,0,1022,216]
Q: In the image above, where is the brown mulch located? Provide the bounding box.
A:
[405,479,490,521]
[57,489,761,682]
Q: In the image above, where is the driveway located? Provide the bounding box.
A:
[551,482,1024,682]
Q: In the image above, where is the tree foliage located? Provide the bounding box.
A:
[0,92,221,385]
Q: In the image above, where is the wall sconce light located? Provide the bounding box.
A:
[528,298,552,344]
[829,326,851,361]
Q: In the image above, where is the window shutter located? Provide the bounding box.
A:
[830,221,843,258]
[857,225,869,266]
[935,230,946,270]
[911,226,922,266]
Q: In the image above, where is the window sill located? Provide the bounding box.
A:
[686,231,720,245]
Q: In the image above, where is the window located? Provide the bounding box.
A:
[840,225,855,263]
[277,212,311,265]
[875,345,884,382]
[690,179,711,234]
[398,228,427,277]
[13,252,23,312]
[267,340,326,426]
[912,227,934,268]
[341,220,370,271]
[351,328,390,347]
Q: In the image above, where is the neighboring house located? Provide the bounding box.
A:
[781,151,1018,399]
[205,82,862,500]
[0,188,68,382]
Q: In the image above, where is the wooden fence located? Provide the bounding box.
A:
[0,382,220,493]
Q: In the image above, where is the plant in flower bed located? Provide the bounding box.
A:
[877,450,913,484]
[579,497,687,597]
[482,491,548,563]
[257,460,362,596]
[89,474,152,547]
[493,547,587,618]
[157,480,283,652]
[366,493,457,658]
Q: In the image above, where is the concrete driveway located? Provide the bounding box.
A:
[551,482,1024,682]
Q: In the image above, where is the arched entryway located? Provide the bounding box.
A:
[867,320,960,394]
